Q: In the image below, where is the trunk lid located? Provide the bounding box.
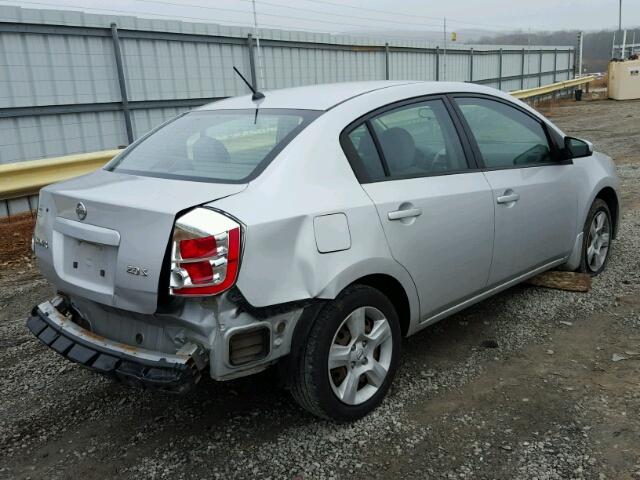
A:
[35,169,246,314]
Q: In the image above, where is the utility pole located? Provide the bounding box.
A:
[442,17,447,81]
[617,0,622,58]
[251,0,265,89]
[618,0,622,40]
[526,27,531,78]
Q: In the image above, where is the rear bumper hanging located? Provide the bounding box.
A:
[27,296,205,394]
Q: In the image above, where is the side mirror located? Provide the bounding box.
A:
[564,136,593,159]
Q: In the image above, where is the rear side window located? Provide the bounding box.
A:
[346,124,386,181]
[455,97,553,168]
[369,99,468,178]
[107,109,320,183]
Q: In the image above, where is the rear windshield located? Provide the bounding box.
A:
[107,109,320,183]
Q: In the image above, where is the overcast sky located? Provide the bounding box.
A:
[3,0,638,35]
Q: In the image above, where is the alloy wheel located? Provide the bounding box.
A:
[586,210,610,272]
[328,306,393,405]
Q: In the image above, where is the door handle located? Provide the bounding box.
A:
[496,193,520,204]
[388,207,423,220]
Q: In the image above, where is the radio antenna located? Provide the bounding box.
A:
[233,66,264,101]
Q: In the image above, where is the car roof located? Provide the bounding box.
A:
[197,80,501,112]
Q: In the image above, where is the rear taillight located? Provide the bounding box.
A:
[169,208,242,297]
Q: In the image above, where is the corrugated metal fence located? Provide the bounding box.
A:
[0,5,575,169]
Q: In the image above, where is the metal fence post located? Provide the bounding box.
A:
[521,48,526,89]
[538,49,543,87]
[553,48,558,83]
[469,48,474,82]
[110,23,134,145]
[435,47,440,81]
[384,42,390,80]
[498,48,503,90]
[569,48,574,80]
[247,33,258,88]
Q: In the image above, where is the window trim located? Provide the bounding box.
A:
[447,93,572,171]
[339,94,480,184]
[365,119,391,177]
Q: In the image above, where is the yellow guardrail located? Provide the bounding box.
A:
[510,75,595,99]
[0,149,121,201]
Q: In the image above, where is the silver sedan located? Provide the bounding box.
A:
[29,81,620,421]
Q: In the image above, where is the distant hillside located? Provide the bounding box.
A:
[473,29,640,73]
[347,27,639,73]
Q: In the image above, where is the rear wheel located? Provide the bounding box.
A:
[579,199,612,275]
[289,284,401,422]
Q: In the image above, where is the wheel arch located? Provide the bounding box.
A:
[595,186,619,238]
[315,258,420,337]
[347,274,411,337]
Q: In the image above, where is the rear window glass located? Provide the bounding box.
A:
[107,109,320,183]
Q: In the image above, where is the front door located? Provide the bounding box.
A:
[452,96,578,285]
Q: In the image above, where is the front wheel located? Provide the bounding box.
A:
[289,284,401,422]
[579,199,612,275]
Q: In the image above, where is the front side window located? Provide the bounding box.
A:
[455,97,553,168]
[107,109,320,183]
[369,99,468,178]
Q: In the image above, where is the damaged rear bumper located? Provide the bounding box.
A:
[26,297,206,394]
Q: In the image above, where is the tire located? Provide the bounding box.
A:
[579,198,612,276]
[289,284,401,422]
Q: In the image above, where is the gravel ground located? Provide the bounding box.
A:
[1,99,639,480]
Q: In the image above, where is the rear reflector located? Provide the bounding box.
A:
[170,208,242,297]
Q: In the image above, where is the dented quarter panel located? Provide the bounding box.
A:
[210,112,421,330]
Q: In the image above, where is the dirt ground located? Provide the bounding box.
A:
[0,213,35,263]
[1,99,639,480]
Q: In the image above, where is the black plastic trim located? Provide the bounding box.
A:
[26,306,198,394]
[226,286,320,319]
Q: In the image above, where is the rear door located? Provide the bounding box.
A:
[451,95,578,285]
[342,97,495,321]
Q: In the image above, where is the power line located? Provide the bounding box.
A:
[0,0,340,32]
[6,0,445,34]
[4,0,546,39]
[237,0,443,28]
[129,0,444,31]
[258,0,543,31]
[275,0,444,22]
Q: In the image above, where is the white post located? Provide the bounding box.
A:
[251,0,265,88]
[577,31,583,77]
[621,29,627,60]
[442,17,447,81]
